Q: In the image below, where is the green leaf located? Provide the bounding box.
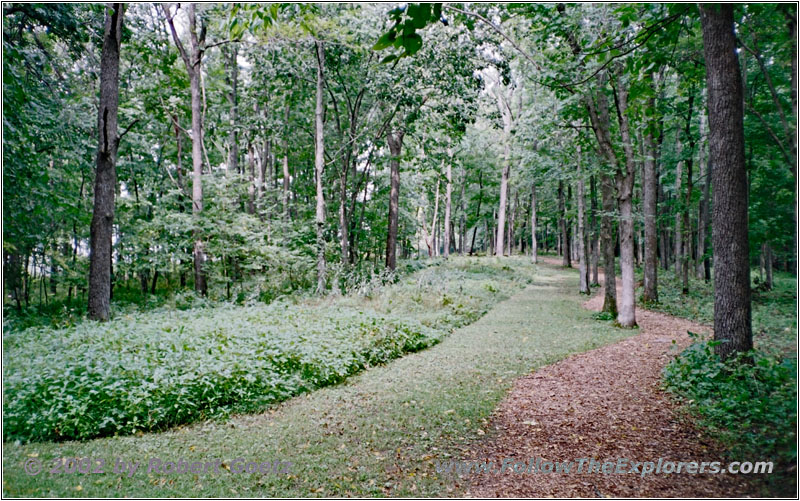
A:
[372,30,396,51]
[403,33,423,56]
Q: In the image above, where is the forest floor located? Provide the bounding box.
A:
[2,258,788,497]
[465,257,778,498]
[3,259,634,497]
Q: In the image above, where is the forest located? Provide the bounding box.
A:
[2,3,797,498]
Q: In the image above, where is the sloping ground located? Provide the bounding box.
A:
[465,262,768,497]
[2,260,633,497]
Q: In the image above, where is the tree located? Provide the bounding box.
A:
[700,4,753,360]
[492,77,516,258]
[443,148,453,258]
[642,87,659,303]
[88,3,125,321]
[164,2,208,296]
[530,183,538,263]
[314,40,327,293]
[384,130,404,270]
[576,145,589,294]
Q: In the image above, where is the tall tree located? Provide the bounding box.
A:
[384,130,404,270]
[164,2,208,295]
[530,183,538,264]
[443,149,453,258]
[642,89,659,303]
[494,82,515,257]
[88,3,125,321]
[576,146,589,294]
[314,40,327,293]
[700,3,753,360]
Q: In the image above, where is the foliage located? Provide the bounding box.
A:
[3,257,529,443]
[663,335,797,469]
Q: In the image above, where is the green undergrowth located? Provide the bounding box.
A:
[3,257,533,444]
[646,267,797,495]
[663,336,797,495]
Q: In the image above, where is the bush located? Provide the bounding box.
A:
[4,257,531,443]
[3,304,442,443]
[663,335,797,465]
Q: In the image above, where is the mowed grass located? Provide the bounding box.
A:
[2,259,636,497]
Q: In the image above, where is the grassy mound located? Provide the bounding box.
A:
[3,257,530,443]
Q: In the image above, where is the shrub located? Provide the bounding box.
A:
[4,257,531,443]
[663,335,797,465]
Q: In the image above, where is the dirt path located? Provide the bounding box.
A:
[465,259,758,497]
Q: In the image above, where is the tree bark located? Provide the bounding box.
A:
[600,175,617,315]
[577,150,589,294]
[282,102,290,219]
[443,151,452,258]
[88,3,124,321]
[385,130,404,270]
[558,180,571,267]
[314,40,326,293]
[700,4,753,360]
[612,76,637,328]
[164,2,207,296]
[643,98,659,303]
[589,175,599,284]
[530,183,538,264]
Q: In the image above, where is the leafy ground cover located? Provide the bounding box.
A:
[2,259,635,497]
[3,258,529,444]
[645,268,797,487]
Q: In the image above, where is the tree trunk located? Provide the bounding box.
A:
[443,152,452,258]
[314,41,326,294]
[247,142,256,214]
[696,108,709,279]
[681,91,696,294]
[762,242,774,290]
[458,171,466,255]
[700,4,753,360]
[589,175,599,284]
[225,45,239,175]
[469,170,483,256]
[385,130,404,270]
[495,157,510,257]
[577,150,589,294]
[530,183,538,264]
[282,102,290,219]
[613,78,637,328]
[88,3,124,321]
[601,175,618,315]
[165,2,207,296]
[558,180,571,267]
[643,94,659,303]
[699,152,712,281]
[494,87,514,258]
